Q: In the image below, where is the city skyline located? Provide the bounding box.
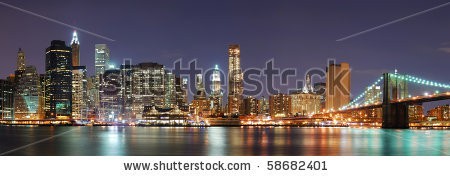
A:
[1,0,450,98]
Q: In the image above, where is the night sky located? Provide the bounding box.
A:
[1,0,450,102]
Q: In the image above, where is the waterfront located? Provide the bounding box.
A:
[0,126,448,156]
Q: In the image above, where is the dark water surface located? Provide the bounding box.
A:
[0,126,448,156]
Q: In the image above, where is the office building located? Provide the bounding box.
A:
[269,93,291,119]
[325,62,350,111]
[243,96,258,115]
[44,40,72,119]
[14,66,40,119]
[131,62,165,119]
[0,79,14,119]
[72,66,87,119]
[290,74,322,116]
[99,67,122,121]
[209,65,223,115]
[227,44,243,115]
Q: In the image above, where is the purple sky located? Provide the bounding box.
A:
[1,0,450,107]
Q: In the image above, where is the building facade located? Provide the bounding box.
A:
[325,62,350,111]
[209,65,223,116]
[14,65,40,119]
[290,93,321,116]
[0,79,14,119]
[227,44,243,115]
[427,105,450,121]
[72,66,87,119]
[44,40,72,119]
[99,67,123,121]
[94,44,110,110]
[243,96,258,116]
[131,63,165,119]
[269,93,291,119]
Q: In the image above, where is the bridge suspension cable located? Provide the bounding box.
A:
[392,74,450,89]
[340,76,384,110]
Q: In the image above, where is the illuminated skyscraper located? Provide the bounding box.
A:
[257,96,269,115]
[70,31,88,120]
[120,59,133,119]
[191,74,209,117]
[0,79,14,119]
[17,48,25,71]
[365,86,382,104]
[14,66,39,119]
[210,65,223,115]
[95,44,110,83]
[325,62,350,111]
[45,40,72,119]
[13,48,40,119]
[131,62,165,119]
[94,44,110,110]
[99,66,122,121]
[175,77,188,111]
[227,44,243,115]
[164,71,177,108]
[269,93,291,119]
[72,66,87,119]
[71,31,80,66]
[243,96,258,115]
[194,74,206,99]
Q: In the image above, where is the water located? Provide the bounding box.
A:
[0,126,449,156]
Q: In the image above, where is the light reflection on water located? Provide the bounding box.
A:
[0,126,448,156]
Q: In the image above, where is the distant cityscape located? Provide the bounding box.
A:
[0,31,449,127]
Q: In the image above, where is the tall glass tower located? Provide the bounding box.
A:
[95,44,110,83]
[227,44,243,115]
[210,65,223,115]
[45,40,72,119]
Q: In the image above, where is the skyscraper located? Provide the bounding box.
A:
[120,59,133,119]
[227,44,243,115]
[191,74,209,117]
[175,77,188,111]
[269,93,291,119]
[209,65,223,115]
[71,31,80,66]
[131,62,165,119]
[164,71,178,108]
[14,66,39,119]
[94,44,110,111]
[70,31,88,120]
[0,79,14,119]
[99,67,122,121]
[45,40,72,119]
[17,48,25,71]
[72,66,87,119]
[325,62,350,111]
[95,44,110,84]
[243,96,258,115]
[13,48,39,119]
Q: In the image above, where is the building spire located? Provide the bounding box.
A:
[17,48,26,71]
[71,30,79,45]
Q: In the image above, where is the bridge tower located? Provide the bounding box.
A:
[382,73,409,129]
